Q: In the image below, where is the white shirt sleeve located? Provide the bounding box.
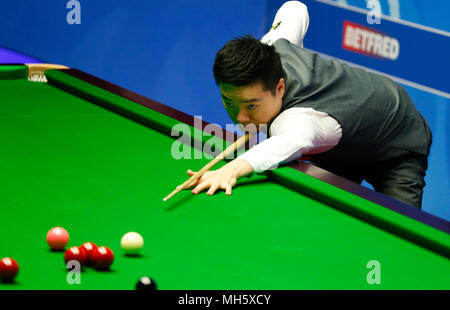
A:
[261,1,310,47]
[238,108,342,172]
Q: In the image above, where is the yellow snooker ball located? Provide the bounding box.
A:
[120,232,144,255]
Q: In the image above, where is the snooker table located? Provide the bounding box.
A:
[0,64,449,290]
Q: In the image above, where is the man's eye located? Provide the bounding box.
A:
[224,101,234,108]
[247,104,256,110]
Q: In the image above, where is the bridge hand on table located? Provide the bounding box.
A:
[186,168,236,196]
[185,158,254,196]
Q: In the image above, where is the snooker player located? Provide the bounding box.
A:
[186,1,432,209]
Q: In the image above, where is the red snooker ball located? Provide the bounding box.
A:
[91,246,114,270]
[64,246,88,267]
[0,257,19,283]
[80,242,98,266]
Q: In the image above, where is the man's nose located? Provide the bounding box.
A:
[236,109,250,124]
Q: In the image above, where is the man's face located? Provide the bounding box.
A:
[219,79,285,132]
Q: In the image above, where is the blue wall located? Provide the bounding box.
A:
[0,0,267,127]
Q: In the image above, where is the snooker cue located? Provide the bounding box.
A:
[163,132,251,201]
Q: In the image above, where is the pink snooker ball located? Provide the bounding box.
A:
[46,227,70,251]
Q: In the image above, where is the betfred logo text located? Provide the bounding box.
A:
[342,21,399,60]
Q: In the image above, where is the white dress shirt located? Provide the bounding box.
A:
[238,1,343,172]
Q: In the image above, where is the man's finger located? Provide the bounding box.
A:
[184,170,199,189]
[225,184,232,196]
[207,184,219,196]
[187,169,195,176]
[192,181,211,194]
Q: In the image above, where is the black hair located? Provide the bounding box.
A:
[213,35,285,95]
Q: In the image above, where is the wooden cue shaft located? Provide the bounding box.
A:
[163,132,251,201]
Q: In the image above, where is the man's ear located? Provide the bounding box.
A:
[276,78,285,96]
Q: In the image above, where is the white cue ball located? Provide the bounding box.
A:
[121,232,144,255]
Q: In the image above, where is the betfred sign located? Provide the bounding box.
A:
[342,21,400,60]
